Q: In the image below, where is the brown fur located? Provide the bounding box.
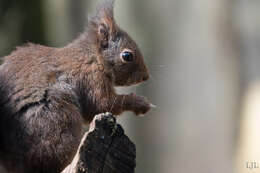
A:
[0,0,151,172]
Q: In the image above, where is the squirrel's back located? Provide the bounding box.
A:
[0,44,63,114]
[0,44,84,173]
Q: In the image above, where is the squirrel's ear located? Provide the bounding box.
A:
[89,0,116,49]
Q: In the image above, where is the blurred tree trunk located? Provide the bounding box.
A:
[43,0,90,46]
[117,0,240,173]
[233,1,260,172]
[0,0,46,57]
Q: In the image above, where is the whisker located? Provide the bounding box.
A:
[109,96,117,113]
[149,64,167,68]
[149,73,155,82]
[133,85,137,94]
[134,73,139,93]
[121,94,126,112]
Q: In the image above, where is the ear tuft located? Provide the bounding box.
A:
[91,0,115,23]
[98,0,115,20]
[88,0,116,50]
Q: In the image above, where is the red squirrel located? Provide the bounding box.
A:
[0,0,152,172]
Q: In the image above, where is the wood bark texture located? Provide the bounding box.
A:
[62,112,136,173]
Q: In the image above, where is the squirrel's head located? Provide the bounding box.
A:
[87,0,149,86]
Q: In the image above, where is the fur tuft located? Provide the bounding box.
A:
[96,0,115,19]
[88,0,116,28]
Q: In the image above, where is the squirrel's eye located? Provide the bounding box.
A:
[121,51,133,62]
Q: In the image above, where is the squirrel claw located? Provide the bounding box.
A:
[149,103,156,108]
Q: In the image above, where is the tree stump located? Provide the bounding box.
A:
[62,112,136,173]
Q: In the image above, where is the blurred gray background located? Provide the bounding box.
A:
[1,0,260,173]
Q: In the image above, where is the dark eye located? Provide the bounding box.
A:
[121,51,134,62]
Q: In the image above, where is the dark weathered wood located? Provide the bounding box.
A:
[62,113,136,173]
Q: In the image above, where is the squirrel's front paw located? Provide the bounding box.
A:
[131,94,153,116]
